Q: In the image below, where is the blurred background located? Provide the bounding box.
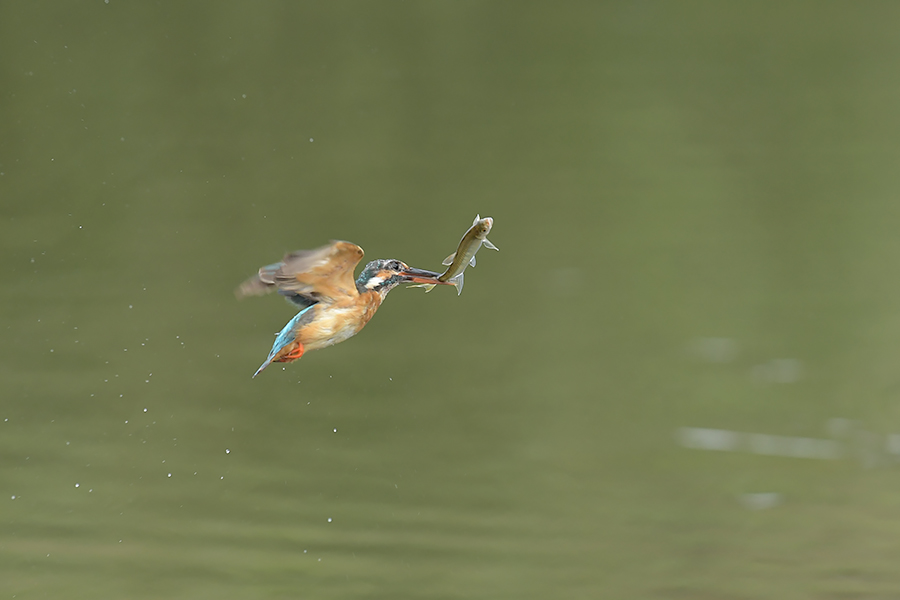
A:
[4,1,900,598]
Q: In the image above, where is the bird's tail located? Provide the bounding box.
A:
[252,355,276,378]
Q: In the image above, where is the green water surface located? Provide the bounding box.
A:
[5,2,900,598]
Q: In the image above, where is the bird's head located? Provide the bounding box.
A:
[355,259,449,297]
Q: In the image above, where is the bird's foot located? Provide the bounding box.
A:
[276,343,305,363]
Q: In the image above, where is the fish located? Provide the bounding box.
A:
[410,214,498,295]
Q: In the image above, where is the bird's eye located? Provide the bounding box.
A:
[390,261,402,271]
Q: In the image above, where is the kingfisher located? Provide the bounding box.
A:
[236,240,451,377]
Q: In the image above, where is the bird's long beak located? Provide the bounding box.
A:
[400,266,452,285]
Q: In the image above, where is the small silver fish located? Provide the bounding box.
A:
[411,214,498,295]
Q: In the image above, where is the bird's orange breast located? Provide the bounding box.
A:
[296,292,383,351]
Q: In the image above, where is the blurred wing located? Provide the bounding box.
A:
[236,241,365,303]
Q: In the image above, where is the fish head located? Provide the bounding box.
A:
[472,216,493,239]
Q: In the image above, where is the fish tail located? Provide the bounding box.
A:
[449,272,464,295]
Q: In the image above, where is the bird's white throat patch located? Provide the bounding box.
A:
[364,276,385,290]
